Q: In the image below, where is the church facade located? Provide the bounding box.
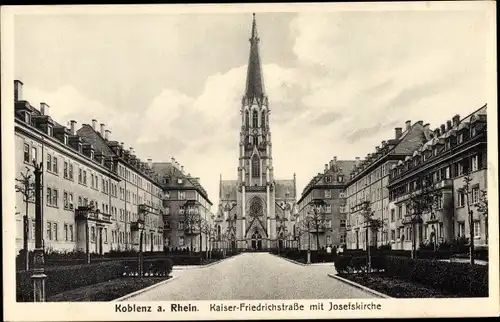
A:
[217,14,297,250]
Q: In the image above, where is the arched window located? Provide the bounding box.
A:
[252,155,260,178]
[245,110,250,128]
[261,111,266,128]
[252,110,258,128]
[253,136,259,146]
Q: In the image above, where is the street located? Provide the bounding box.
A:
[124,253,376,300]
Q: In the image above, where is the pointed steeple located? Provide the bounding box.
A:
[244,13,265,104]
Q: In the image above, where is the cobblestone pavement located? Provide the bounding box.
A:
[125,252,376,300]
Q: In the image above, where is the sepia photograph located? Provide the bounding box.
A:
[1,1,498,320]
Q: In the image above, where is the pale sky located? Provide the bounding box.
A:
[14,8,490,209]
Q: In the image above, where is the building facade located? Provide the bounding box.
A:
[152,160,214,252]
[387,105,488,250]
[296,157,356,250]
[345,120,432,250]
[217,14,297,250]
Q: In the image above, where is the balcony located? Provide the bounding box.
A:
[130,219,145,231]
[434,179,453,190]
[184,227,201,235]
[75,207,112,224]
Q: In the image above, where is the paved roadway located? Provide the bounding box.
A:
[125,252,375,300]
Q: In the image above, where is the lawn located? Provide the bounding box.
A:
[47,277,169,302]
[340,273,461,298]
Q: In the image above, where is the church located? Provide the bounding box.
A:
[217,14,297,250]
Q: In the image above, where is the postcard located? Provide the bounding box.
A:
[1,1,498,320]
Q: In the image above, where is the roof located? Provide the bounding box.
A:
[77,124,115,157]
[219,180,238,201]
[152,162,212,205]
[244,13,265,103]
[275,179,295,199]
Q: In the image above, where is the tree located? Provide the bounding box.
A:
[358,200,382,271]
[15,167,36,271]
[307,201,326,251]
[458,173,475,265]
[405,176,442,259]
[475,189,488,245]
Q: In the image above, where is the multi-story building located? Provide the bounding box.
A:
[14,79,164,255]
[345,120,432,250]
[387,105,488,250]
[296,157,355,250]
[152,160,214,251]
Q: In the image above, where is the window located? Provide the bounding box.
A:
[179,191,186,200]
[245,110,250,128]
[78,196,82,207]
[340,220,346,228]
[96,176,99,190]
[458,222,465,237]
[398,205,403,219]
[104,228,108,243]
[83,170,87,185]
[472,187,479,204]
[47,154,52,171]
[252,110,258,128]
[474,221,481,237]
[91,227,96,242]
[325,205,332,213]
[47,222,52,240]
[64,192,68,209]
[437,195,443,209]
[179,222,184,230]
[64,224,68,241]
[396,228,400,239]
[47,126,53,136]
[458,190,465,207]
[261,111,266,128]
[53,223,58,241]
[339,205,346,213]
[23,143,30,162]
[324,189,331,198]
[445,167,450,179]
[69,164,73,180]
[78,168,82,183]
[64,161,68,178]
[339,190,346,198]
[471,155,479,172]
[391,209,395,222]
[252,155,260,178]
[338,175,344,183]
[32,146,37,163]
[179,236,185,246]
[253,136,259,146]
[53,157,58,174]
[325,175,332,183]
[69,224,74,241]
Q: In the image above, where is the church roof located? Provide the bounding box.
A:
[219,180,238,201]
[244,13,265,103]
[274,179,295,199]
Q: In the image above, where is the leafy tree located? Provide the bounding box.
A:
[475,189,488,245]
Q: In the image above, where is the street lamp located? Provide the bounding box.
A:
[32,161,46,302]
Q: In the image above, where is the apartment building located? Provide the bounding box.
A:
[296,157,356,250]
[387,105,488,250]
[345,120,431,250]
[152,160,214,251]
[14,80,163,255]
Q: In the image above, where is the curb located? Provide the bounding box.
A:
[270,253,308,266]
[327,273,392,299]
[113,275,180,301]
[172,253,242,270]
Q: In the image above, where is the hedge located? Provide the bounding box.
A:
[384,256,488,297]
[17,261,123,302]
[121,258,173,277]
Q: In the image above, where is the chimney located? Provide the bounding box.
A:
[92,119,98,130]
[405,120,411,130]
[423,123,430,131]
[129,147,134,155]
[381,140,386,146]
[333,156,337,163]
[195,177,200,184]
[355,157,360,166]
[417,120,423,125]
[329,160,334,169]
[452,114,460,126]
[446,120,452,131]
[434,128,441,137]
[171,157,176,166]
[70,120,77,135]
[14,80,23,101]
[440,124,446,133]
[395,127,403,139]
[181,165,185,174]
[120,142,124,149]
[375,146,380,153]
[100,123,105,136]
[324,164,328,173]
[147,158,153,168]
[40,102,50,116]
[105,129,111,140]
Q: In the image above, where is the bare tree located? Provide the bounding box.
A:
[405,176,442,259]
[307,201,326,251]
[184,207,201,254]
[358,200,382,271]
[15,167,36,271]
[458,173,475,265]
[475,189,488,245]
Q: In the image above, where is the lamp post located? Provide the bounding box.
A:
[32,161,46,302]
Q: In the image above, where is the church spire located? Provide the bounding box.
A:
[244,13,265,103]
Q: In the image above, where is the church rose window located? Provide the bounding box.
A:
[250,198,263,217]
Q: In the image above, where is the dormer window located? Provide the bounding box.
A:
[78,143,82,152]
[433,148,438,156]
[47,126,53,136]
[177,178,183,184]
[325,175,332,183]
[24,112,31,124]
[338,175,344,182]
[471,127,476,137]
[458,133,464,144]
[90,151,94,159]
[63,135,68,145]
